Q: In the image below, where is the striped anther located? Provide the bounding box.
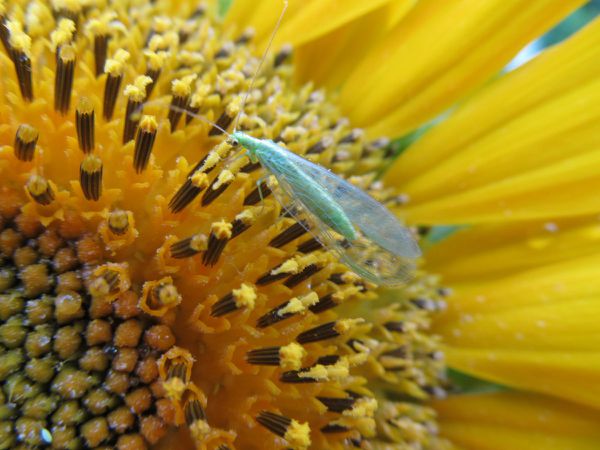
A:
[93,33,109,76]
[54,44,75,114]
[103,50,129,121]
[14,124,39,161]
[168,172,209,213]
[203,221,232,266]
[256,411,291,437]
[168,76,196,132]
[269,221,309,248]
[76,98,95,153]
[296,321,341,344]
[256,411,311,449]
[243,181,272,206]
[316,396,356,413]
[133,115,158,173]
[209,97,241,136]
[9,31,33,101]
[201,170,235,206]
[246,347,281,366]
[80,155,103,201]
[170,233,208,259]
[26,176,54,206]
[123,76,152,144]
[184,397,206,426]
[108,210,130,235]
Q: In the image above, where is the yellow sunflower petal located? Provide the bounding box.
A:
[439,297,600,407]
[340,0,584,136]
[293,1,415,89]
[434,392,600,450]
[443,346,600,410]
[225,0,392,48]
[425,216,600,282]
[430,220,600,407]
[387,16,600,224]
[433,244,600,322]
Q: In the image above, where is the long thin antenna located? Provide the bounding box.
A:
[133,98,232,137]
[233,0,288,131]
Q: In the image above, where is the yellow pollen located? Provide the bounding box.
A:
[138,114,158,133]
[279,343,306,371]
[335,318,365,334]
[235,208,257,225]
[284,419,311,450]
[344,398,378,418]
[59,43,75,62]
[227,155,250,173]
[189,233,208,252]
[213,170,235,190]
[211,221,232,240]
[163,377,187,401]
[26,175,49,196]
[189,418,211,442]
[124,76,153,102]
[172,75,197,97]
[278,292,319,316]
[280,127,306,143]
[158,284,182,307]
[271,259,299,276]
[190,172,209,189]
[76,96,94,114]
[332,285,363,302]
[16,124,39,144]
[81,154,102,172]
[198,151,222,173]
[104,49,130,75]
[158,347,195,387]
[189,93,203,109]
[144,50,167,71]
[52,0,82,12]
[107,209,129,231]
[232,283,256,309]
[7,21,32,55]
[340,272,362,284]
[50,18,76,49]
[140,277,181,317]
[300,359,350,381]
[86,14,113,35]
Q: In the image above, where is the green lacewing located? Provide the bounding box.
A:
[231,132,421,286]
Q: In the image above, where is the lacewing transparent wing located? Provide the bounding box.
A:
[260,146,421,286]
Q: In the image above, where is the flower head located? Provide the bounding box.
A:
[2,0,600,449]
[0,1,447,448]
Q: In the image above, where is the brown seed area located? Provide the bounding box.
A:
[0,213,177,448]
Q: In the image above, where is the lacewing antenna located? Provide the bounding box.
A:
[233,0,289,131]
[133,99,232,137]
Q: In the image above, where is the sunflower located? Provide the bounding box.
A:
[0,0,598,449]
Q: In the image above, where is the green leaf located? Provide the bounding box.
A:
[218,0,235,18]
[447,369,509,394]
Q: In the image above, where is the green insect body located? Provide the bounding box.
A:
[232,131,421,286]
[233,131,357,240]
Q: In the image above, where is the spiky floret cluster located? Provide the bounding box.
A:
[0,0,448,449]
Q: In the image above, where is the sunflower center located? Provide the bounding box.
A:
[0,1,447,449]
